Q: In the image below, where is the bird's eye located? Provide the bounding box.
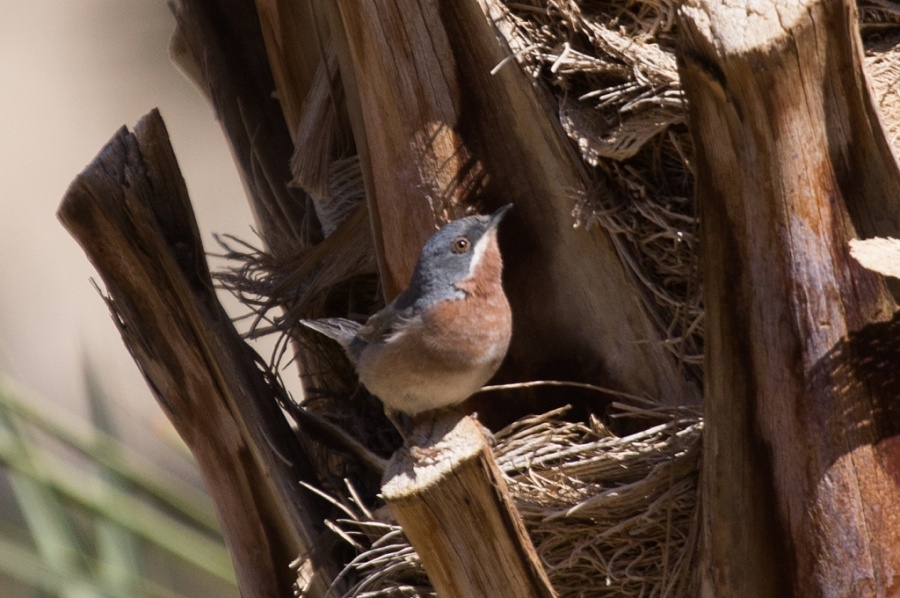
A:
[451,236,471,253]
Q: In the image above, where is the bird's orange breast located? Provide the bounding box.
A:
[421,237,512,369]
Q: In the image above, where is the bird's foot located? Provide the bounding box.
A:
[407,443,442,464]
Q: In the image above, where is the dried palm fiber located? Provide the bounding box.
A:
[296,405,701,597]
[217,38,378,372]
[862,0,900,157]
[868,46,900,155]
[494,0,702,377]
[215,38,394,491]
[492,0,900,378]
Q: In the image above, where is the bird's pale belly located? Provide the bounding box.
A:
[359,359,498,414]
[355,321,509,414]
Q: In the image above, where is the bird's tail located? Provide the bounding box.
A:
[299,318,361,348]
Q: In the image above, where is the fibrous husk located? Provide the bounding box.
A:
[300,405,701,597]
[482,0,900,377]
[866,40,900,157]
[493,0,702,374]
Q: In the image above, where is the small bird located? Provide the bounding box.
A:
[301,204,513,419]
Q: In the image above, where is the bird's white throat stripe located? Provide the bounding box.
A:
[466,230,493,278]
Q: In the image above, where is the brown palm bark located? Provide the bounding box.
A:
[679,0,900,594]
[58,111,333,597]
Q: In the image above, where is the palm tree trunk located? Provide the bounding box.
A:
[679,0,900,594]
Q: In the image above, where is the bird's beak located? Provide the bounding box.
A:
[487,203,513,231]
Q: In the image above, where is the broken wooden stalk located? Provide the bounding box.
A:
[57,110,334,598]
[678,0,900,594]
[382,413,557,598]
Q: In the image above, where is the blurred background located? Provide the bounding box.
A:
[0,2,269,595]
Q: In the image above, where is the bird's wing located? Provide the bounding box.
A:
[299,317,362,348]
[355,304,418,345]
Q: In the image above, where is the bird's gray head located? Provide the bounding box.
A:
[398,204,512,309]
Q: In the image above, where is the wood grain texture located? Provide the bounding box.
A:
[382,413,556,598]
[57,111,333,598]
[171,0,309,257]
[326,0,700,408]
[678,0,900,594]
[254,0,326,137]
